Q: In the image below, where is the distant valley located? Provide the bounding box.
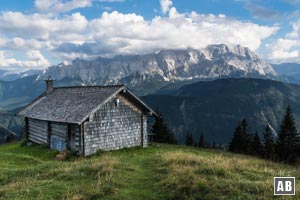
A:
[143,78,300,144]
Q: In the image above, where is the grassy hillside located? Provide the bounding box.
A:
[0,142,299,200]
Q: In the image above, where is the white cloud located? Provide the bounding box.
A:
[0,4,279,70]
[0,50,50,71]
[0,12,88,41]
[160,0,173,14]
[35,0,92,13]
[98,0,125,2]
[264,20,300,63]
[265,39,300,63]
[82,11,277,57]
[286,20,300,39]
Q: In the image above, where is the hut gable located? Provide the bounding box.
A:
[84,93,147,155]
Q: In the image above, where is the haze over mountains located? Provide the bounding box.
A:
[0,44,299,144]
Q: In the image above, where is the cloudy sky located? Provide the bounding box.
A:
[0,0,299,71]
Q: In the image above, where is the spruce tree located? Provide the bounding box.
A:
[263,125,275,160]
[276,105,299,163]
[185,131,194,146]
[229,119,254,154]
[198,132,206,148]
[240,118,251,154]
[228,122,243,153]
[251,132,263,157]
[151,111,177,144]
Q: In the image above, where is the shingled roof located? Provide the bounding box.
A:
[18,85,155,124]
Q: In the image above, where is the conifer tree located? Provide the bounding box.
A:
[263,125,275,160]
[229,119,254,154]
[276,105,299,163]
[198,132,206,148]
[185,131,194,146]
[151,111,177,144]
[240,118,251,154]
[251,132,263,157]
[228,122,243,153]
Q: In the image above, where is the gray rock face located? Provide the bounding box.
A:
[38,44,277,84]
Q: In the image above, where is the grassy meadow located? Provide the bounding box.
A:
[0,142,299,200]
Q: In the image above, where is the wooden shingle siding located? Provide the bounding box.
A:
[28,118,48,144]
[84,94,147,156]
[142,115,147,147]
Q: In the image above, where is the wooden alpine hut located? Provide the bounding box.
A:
[18,78,156,156]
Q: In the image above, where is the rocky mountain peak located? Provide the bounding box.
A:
[38,44,277,84]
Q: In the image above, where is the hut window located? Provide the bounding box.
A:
[115,98,120,107]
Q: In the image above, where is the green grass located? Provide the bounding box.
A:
[0,142,300,199]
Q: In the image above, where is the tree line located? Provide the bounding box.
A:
[151,105,300,164]
[185,131,222,149]
[151,110,222,149]
[228,105,300,164]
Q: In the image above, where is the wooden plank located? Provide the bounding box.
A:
[51,130,65,136]
[29,134,47,143]
[52,133,66,140]
[51,123,67,130]
[28,125,48,133]
[28,128,47,138]
[51,126,67,132]
[28,130,48,140]
[51,135,66,141]
[51,128,66,134]
[29,136,45,144]
[28,124,46,132]
[28,129,47,138]
[28,121,47,129]
[28,119,48,127]
[51,126,67,134]
[51,127,67,135]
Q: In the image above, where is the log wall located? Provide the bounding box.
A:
[28,118,48,144]
[27,118,80,152]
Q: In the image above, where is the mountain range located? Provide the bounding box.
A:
[0,44,299,144]
[37,44,277,84]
